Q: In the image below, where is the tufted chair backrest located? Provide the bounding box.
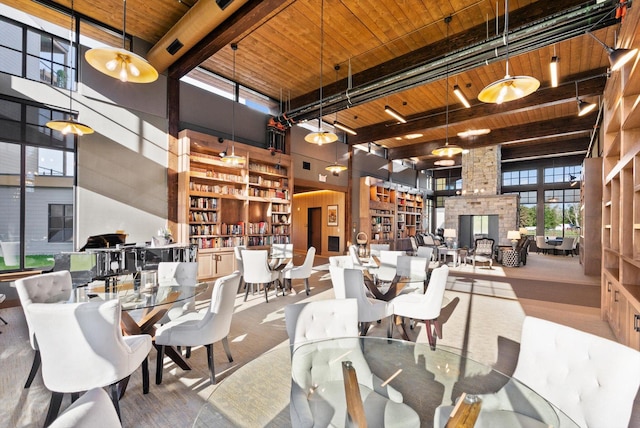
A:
[15,271,73,349]
[284,299,357,348]
[26,299,151,392]
[328,255,353,269]
[514,316,640,428]
[473,238,494,256]
[157,262,198,286]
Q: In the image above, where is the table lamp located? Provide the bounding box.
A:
[443,229,457,248]
[507,230,521,250]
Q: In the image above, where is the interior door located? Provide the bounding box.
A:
[308,207,322,253]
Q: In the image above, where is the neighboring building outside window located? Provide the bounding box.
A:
[48,203,73,242]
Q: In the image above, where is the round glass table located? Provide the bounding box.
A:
[193,337,578,428]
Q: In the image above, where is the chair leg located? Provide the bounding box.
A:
[44,392,64,427]
[156,345,165,385]
[222,336,233,362]
[264,283,270,303]
[243,282,251,302]
[186,346,191,358]
[70,392,79,403]
[304,278,310,295]
[118,375,131,399]
[433,319,443,339]
[109,383,122,422]
[0,315,7,325]
[141,356,149,394]
[359,322,371,336]
[425,320,437,350]
[205,344,216,384]
[25,350,41,389]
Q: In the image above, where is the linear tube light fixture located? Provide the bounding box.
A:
[384,105,407,123]
[333,121,357,135]
[575,81,597,116]
[452,85,471,108]
[550,56,559,88]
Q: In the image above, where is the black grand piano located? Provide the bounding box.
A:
[53,233,197,287]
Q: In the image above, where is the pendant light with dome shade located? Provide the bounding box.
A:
[305,0,337,145]
[46,0,94,136]
[325,141,347,176]
[432,16,463,158]
[85,0,158,83]
[478,0,540,104]
[221,43,245,166]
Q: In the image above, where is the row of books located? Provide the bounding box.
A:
[190,225,219,235]
[247,188,289,199]
[190,197,218,209]
[247,221,268,234]
[189,211,218,222]
[190,182,246,196]
[248,162,288,176]
[272,225,290,234]
[248,175,284,188]
[191,236,246,249]
[192,168,244,183]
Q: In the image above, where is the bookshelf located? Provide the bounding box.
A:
[599,8,640,351]
[175,129,292,280]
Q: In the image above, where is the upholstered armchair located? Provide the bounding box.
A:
[466,238,494,268]
[156,261,198,323]
[241,249,280,302]
[49,388,121,428]
[343,268,394,337]
[284,299,420,428]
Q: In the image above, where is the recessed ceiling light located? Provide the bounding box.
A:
[457,129,491,138]
[404,133,423,140]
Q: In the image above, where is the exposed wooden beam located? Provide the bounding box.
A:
[350,71,607,145]
[168,0,290,79]
[289,0,594,110]
[501,138,591,161]
[391,112,598,160]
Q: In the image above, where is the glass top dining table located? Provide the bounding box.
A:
[193,337,578,428]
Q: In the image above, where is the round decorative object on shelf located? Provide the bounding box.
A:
[280,215,288,223]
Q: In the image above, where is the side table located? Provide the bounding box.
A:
[501,249,519,267]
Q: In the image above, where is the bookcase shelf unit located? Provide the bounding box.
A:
[175,129,292,280]
[359,176,425,248]
[599,8,640,351]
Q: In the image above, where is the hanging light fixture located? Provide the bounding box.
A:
[550,54,559,88]
[432,16,463,158]
[325,142,348,175]
[575,81,597,117]
[587,32,637,72]
[85,0,158,83]
[305,0,337,145]
[453,84,471,108]
[384,105,407,123]
[478,0,540,104]
[221,43,245,166]
[46,0,93,136]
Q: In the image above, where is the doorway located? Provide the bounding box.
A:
[308,207,322,252]
[458,214,499,248]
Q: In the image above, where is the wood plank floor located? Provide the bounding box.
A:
[0,252,637,427]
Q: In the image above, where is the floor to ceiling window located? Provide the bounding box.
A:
[0,99,76,272]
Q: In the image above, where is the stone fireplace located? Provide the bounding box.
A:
[443,146,519,247]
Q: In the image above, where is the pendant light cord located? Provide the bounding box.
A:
[68,0,75,116]
[504,0,510,76]
[231,43,237,154]
[445,16,451,146]
[122,0,127,50]
[318,0,325,131]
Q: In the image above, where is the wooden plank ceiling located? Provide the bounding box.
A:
[7,0,627,169]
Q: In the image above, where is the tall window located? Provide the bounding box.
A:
[0,98,75,272]
[544,188,580,238]
[544,165,581,184]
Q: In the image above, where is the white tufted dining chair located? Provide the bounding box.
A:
[155,271,241,385]
[434,316,640,428]
[15,270,73,389]
[241,250,281,303]
[282,246,316,295]
[49,387,122,428]
[284,299,420,428]
[156,261,199,323]
[391,264,449,348]
[343,268,394,337]
[26,299,152,425]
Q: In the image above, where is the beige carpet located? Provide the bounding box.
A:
[0,253,636,427]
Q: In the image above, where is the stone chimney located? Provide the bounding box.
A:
[461,146,500,195]
[444,145,519,247]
